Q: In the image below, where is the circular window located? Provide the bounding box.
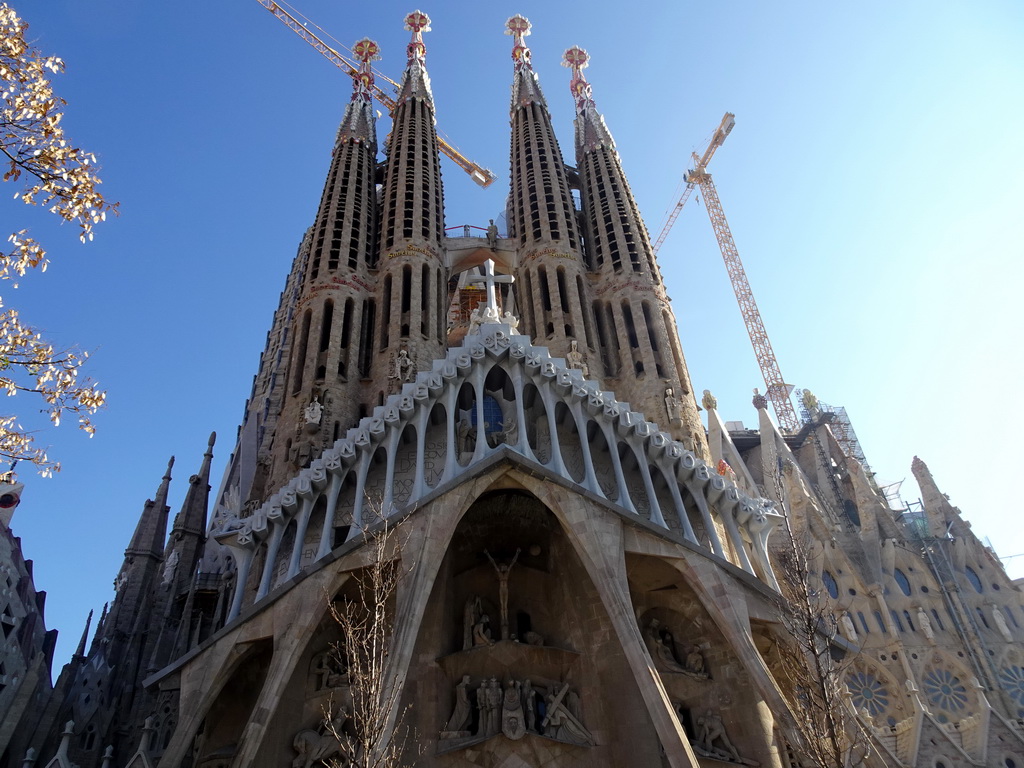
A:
[894,569,912,596]
[847,670,890,717]
[923,668,969,715]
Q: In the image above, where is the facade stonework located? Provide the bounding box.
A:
[9,13,1024,768]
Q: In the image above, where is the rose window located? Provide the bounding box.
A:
[922,668,969,721]
[847,671,889,718]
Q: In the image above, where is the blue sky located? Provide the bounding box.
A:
[4,1,1022,669]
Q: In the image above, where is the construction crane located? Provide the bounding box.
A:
[653,114,801,432]
[254,0,497,188]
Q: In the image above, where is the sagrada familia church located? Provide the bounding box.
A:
[1,11,1022,768]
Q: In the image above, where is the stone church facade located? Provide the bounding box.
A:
[8,12,1024,768]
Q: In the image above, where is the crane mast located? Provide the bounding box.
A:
[654,113,800,432]
[255,0,497,188]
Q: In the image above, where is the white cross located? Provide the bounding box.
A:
[471,259,514,315]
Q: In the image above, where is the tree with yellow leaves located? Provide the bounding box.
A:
[0,3,115,475]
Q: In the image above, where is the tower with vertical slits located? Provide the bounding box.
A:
[505,16,594,364]
[371,11,447,398]
[565,46,709,458]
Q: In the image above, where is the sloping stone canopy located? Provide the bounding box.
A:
[214,322,783,621]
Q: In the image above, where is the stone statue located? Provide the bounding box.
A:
[442,675,473,736]
[496,415,517,447]
[486,678,503,736]
[752,387,768,410]
[696,709,740,763]
[292,707,354,768]
[463,595,482,650]
[485,548,521,640]
[476,680,492,737]
[468,306,483,335]
[458,418,475,455]
[686,645,707,677]
[312,650,348,691]
[801,388,820,415]
[993,605,1014,643]
[501,679,527,740]
[523,679,538,732]
[702,389,717,411]
[161,550,179,586]
[841,614,858,643]
[486,219,499,247]
[501,310,519,332]
[523,630,544,647]
[542,684,593,745]
[472,613,494,647]
[917,608,936,642]
[644,618,687,673]
[665,388,681,424]
[304,396,323,425]
[391,349,414,383]
[566,339,589,376]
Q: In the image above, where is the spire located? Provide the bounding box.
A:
[89,602,108,655]
[396,10,434,106]
[73,609,93,659]
[562,46,613,153]
[125,457,173,559]
[169,432,215,540]
[337,38,380,145]
[506,15,545,108]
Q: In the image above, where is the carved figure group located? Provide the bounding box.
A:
[440,677,592,746]
[292,707,357,768]
[644,619,708,679]
[695,709,741,764]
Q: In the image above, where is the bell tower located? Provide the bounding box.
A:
[505,16,595,364]
[371,11,448,400]
[565,46,708,457]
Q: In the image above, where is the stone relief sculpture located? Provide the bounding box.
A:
[543,683,594,746]
[441,675,473,738]
[311,650,349,691]
[292,707,356,768]
[685,645,708,678]
[502,679,527,739]
[485,548,521,640]
[440,678,592,747]
[694,709,745,765]
[644,618,687,674]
